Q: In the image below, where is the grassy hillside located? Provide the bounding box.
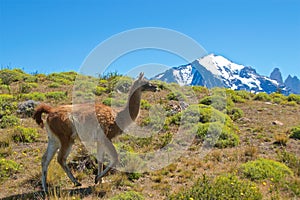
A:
[0,69,299,200]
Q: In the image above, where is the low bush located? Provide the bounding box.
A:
[199,95,234,111]
[93,86,107,96]
[234,90,252,100]
[277,150,300,176]
[102,98,112,106]
[0,158,20,181]
[116,145,146,173]
[48,82,61,88]
[289,125,300,140]
[140,99,151,110]
[0,94,14,103]
[195,122,239,148]
[253,92,271,102]
[45,91,67,100]
[192,86,209,95]
[270,93,287,104]
[240,158,293,181]
[167,92,179,101]
[11,126,39,143]
[112,76,133,93]
[127,172,142,181]
[141,113,165,131]
[227,107,244,121]
[18,82,38,94]
[0,115,20,128]
[169,174,262,200]
[287,94,300,104]
[150,80,168,90]
[274,133,288,146]
[47,72,77,85]
[22,92,46,101]
[0,69,29,85]
[111,191,144,200]
[281,100,298,106]
[0,95,17,116]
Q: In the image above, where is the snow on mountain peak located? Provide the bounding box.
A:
[173,64,193,86]
[197,54,244,76]
[152,53,287,94]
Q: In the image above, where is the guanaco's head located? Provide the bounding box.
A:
[134,72,158,92]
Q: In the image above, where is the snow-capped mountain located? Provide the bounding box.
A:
[152,54,286,94]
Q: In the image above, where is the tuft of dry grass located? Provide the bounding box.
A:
[274,133,289,146]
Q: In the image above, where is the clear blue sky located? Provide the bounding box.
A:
[1,0,299,79]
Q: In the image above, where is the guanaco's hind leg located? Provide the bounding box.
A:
[41,136,59,192]
[57,139,82,187]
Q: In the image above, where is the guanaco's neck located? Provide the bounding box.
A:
[115,85,142,131]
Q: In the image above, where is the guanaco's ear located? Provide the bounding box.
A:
[138,72,144,80]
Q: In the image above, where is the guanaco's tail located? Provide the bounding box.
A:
[33,104,52,128]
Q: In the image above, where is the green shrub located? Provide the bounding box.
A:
[48,82,61,88]
[127,172,142,181]
[169,174,262,200]
[167,92,179,101]
[0,134,10,149]
[93,86,107,96]
[116,145,146,173]
[45,91,67,100]
[0,115,20,128]
[234,90,252,100]
[281,100,297,106]
[199,105,231,125]
[240,158,293,181]
[112,76,133,93]
[289,125,300,139]
[102,98,112,106]
[100,75,132,93]
[0,94,14,103]
[286,178,300,197]
[287,94,300,104]
[140,99,151,110]
[47,71,77,85]
[0,158,20,181]
[177,104,233,129]
[270,93,287,104]
[0,94,17,115]
[227,107,244,121]
[141,114,165,131]
[199,95,234,111]
[253,92,271,102]
[73,91,94,102]
[22,92,46,101]
[166,112,182,126]
[112,99,127,107]
[0,69,27,85]
[192,86,209,95]
[18,82,38,94]
[11,126,39,143]
[195,122,239,148]
[111,191,144,200]
[230,93,246,103]
[273,97,284,104]
[277,150,300,176]
[0,84,10,93]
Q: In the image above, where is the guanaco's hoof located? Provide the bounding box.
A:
[95,175,102,184]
